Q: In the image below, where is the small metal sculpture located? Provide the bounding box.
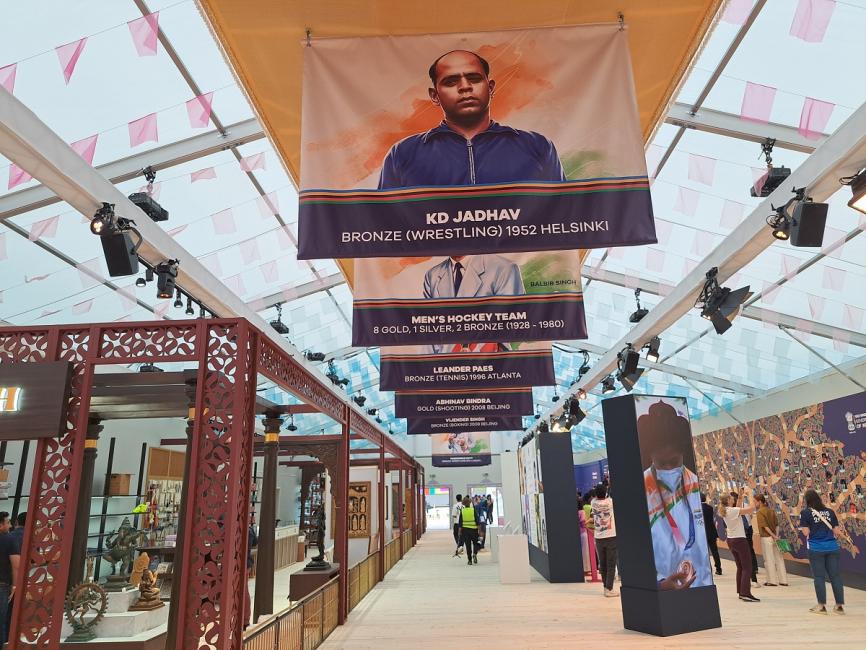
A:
[103,517,144,576]
[129,569,165,611]
[129,552,150,588]
[64,582,109,643]
[304,504,331,570]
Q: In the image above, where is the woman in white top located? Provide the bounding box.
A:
[719,491,759,602]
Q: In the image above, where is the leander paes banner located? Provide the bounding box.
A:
[298,25,655,259]
[407,415,523,435]
[395,388,533,419]
[379,341,554,391]
[431,432,492,468]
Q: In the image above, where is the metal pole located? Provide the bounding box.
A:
[253,416,282,622]
[337,411,350,624]
[378,436,385,581]
[93,436,116,579]
[68,418,102,590]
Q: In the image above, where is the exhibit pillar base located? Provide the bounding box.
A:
[620,585,721,637]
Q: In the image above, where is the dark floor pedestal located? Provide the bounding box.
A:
[289,563,340,601]
[621,584,722,637]
[58,632,166,649]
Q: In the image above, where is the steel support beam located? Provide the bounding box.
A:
[582,267,866,349]
[665,103,824,154]
[0,85,388,443]
[246,273,346,313]
[0,118,264,222]
[534,99,866,431]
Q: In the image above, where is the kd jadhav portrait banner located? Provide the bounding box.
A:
[379,340,554,391]
[297,24,656,259]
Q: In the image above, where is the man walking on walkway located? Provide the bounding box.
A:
[458,496,481,565]
[452,494,464,556]
[702,493,722,576]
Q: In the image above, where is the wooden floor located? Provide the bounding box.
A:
[322,530,866,649]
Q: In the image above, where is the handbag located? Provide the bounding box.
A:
[776,538,792,553]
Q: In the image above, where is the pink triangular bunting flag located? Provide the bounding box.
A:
[790,0,835,43]
[761,281,782,305]
[740,82,776,123]
[260,260,279,283]
[690,230,715,257]
[224,274,246,296]
[117,288,137,311]
[780,253,800,279]
[137,181,161,200]
[821,266,845,291]
[654,219,672,246]
[211,209,236,235]
[7,163,32,190]
[807,294,825,319]
[646,248,665,273]
[239,152,266,172]
[186,92,213,129]
[843,304,863,331]
[154,301,171,318]
[199,253,223,277]
[673,187,700,216]
[76,257,103,290]
[190,167,216,182]
[720,200,744,229]
[28,216,59,241]
[722,0,753,25]
[798,97,834,140]
[0,63,17,94]
[167,224,188,237]
[276,225,295,250]
[687,154,716,186]
[72,299,93,315]
[257,192,280,219]
[71,134,99,165]
[239,239,260,264]
[128,12,160,57]
[56,37,88,84]
[128,113,158,147]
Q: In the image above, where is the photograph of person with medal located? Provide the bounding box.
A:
[636,396,714,591]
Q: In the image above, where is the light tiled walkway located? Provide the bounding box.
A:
[321,530,866,649]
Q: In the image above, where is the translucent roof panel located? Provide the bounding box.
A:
[2,1,866,454]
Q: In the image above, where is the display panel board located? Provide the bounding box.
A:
[0,361,73,440]
[431,432,491,467]
[694,391,866,584]
[602,394,720,637]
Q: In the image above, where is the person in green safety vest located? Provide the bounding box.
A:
[458,496,481,565]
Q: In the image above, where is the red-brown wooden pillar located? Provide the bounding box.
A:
[336,412,351,623]
[68,417,102,591]
[253,415,282,621]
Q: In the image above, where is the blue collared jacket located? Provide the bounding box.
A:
[378,121,566,189]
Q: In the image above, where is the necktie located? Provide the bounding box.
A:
[453,262,463,295]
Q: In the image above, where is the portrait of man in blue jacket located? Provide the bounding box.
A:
[377,49,566,189]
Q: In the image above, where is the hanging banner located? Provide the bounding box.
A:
[297,25,655,259]
[352,250,587,346]
[380,341,554,391]
[395,388,533,419]
[431,432,492,467]
[407,415,523,435]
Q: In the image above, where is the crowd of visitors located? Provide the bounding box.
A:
[452,493,494,566]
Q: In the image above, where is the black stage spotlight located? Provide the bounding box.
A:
[538,420,549,433]
[305,351,326,362]
[789,196,828,248]
[617,367,644,392]
[601,375,616,394]
[618,344,640,376]
[644,336,661,363]
[173,288,183,308]
[270,303,290,335]
[286,415,298,432]
[135,276,147,288]
[551,392,560,403]
[155,260,179,299]
[375,416,382,424]
[353,393,367,407]
[578,349,591,377]
[185,296,195,316]
[750,139,790,198]
[366,408,378,416]
[568,398,586,425]
[844,169,866,214]
[128,166,169,222]
[90,203,142,277]
[766,206,790,240]
[629,288,648,323]
[696,267,752,335]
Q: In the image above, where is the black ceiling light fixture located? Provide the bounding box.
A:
[551,392,560,403]
[766,204,791,241]
[128,166,169,223]
[173,288,183,309]
[286,414,298,432]
[90,202,143,277]
[643,335,661,363]
[696,267,752,335]
[352,393,366,407]
[751,138,790,198]
[135,267,153,288]
[366,408,378,416]
[185,296,195,316]
[270,302,290,335]
[305,350,326,362]
[767,186,828,247]
[139,362,163,373]
[629,288,648,323]
[578,349,591,377]
[155,259,179,299]
[843,168,866,215]
[616,344,644,392]
[538,419,549,433]
[601,375,616,395]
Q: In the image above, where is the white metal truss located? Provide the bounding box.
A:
[533,98,866,433]
[0,86,387,441]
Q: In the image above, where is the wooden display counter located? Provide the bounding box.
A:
[289,563,340,601]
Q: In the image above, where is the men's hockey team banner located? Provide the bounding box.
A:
[407,415,523,435]
[352,250,587,346]
[379,341,554,391]
[431,432,492,468]
[297,24,656,259]
[395,388,533,419]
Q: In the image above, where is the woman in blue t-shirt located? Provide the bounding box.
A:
[798,489,844,615]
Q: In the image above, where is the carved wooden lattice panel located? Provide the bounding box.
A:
[98,323,198,361]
